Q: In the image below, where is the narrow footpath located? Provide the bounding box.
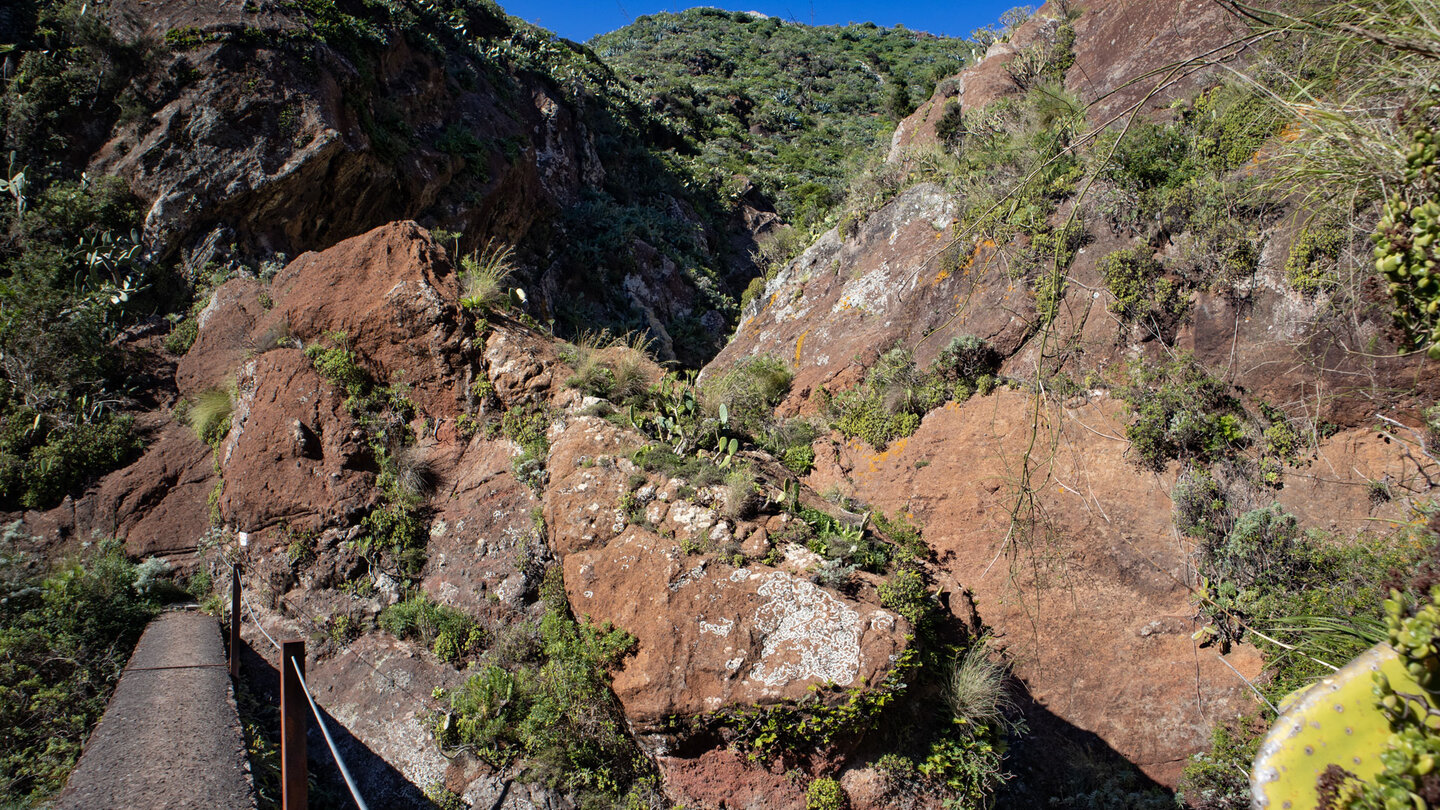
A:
[55,609,256,810]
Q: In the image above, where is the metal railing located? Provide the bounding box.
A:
[225,563,370,810]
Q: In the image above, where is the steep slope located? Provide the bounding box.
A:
[592,9,974,227]
[24,221,917,808]
[707,0,1440,797]
[1,0,745,367]
[8,0,1440,808]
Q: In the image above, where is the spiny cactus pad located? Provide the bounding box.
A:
[1251,643,1432,809]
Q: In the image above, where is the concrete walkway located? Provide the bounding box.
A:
[56,609,256,809]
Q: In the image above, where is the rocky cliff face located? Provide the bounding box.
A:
[706,0,1440,792]
[8,221,915,806]
[8,0,1439,807]
[16,0,747,363]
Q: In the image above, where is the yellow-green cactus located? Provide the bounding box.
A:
[1253,588,1440,809]
[1252,645,1419,809]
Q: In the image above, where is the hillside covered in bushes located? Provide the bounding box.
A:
[5,0,1440,809]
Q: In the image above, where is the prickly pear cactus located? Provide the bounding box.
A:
[1252,588,1440,809]
[1251,645,1416,808]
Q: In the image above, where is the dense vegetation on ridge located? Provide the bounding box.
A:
[592,9,975,228]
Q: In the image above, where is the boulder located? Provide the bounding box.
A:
[564,526,910,735]
[543,416,643,558]
[805,389,1269,785]
[216,348,376,534]
[423,436,545,612]
[266,221,468,418]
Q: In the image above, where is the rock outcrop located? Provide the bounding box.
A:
[566,527,908,734]
[890,0,1248,159]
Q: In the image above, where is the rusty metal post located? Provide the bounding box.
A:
[281,640,307,810]
[229,564,241,681]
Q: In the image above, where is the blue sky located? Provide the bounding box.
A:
[500,0,1022,43]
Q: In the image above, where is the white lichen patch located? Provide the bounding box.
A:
[746,572,863,688]
[699,617,734,637]
[667,500,717,535]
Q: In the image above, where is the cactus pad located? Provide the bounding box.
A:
[1251,643,1435,809]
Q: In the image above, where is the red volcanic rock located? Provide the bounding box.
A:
[215,348,376,534]
[564,526,909,734]
[1066,0,1248,125]
[90,424,217,557]
[543,415,642,558]
[890,0,1246,158]
[482,327,562,409]
[658,748,805,810]
[805,389,1266,786]
[266,221,468,418]
[175,278,269,396]
[423,436,545,611]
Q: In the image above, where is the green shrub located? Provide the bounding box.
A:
[1117,356,1243,471]
[829,389,920,450]
[704,355,793,437]
[822,345,977,450]
[1207,503,1301,591]
[498,404,552,459]
[304,334,368,396]
[1099,121,1193,192]
[917,725,1010,808]
[0,540,159,805]
[0,409,144,510]
[800,506,889,574]
[379,595,483,664]
[936,100,964,149]
[164,313,200,355]
[631,444,725,488]
[360,502,426,575]
[739,275,768,310]
[1032,267,1066,326]
[1172,467,1230,544]
[1177,714,1262,810]
[1099,247,1185,325]
[436,568,646,807]
[780,443,816,474]
[806,777,848,810]
[1285,222,1346,294]
[1188,84,1283,173]
[878,566,931,628]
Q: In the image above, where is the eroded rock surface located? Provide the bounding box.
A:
[218,348,376,535]
[565,526,908,735]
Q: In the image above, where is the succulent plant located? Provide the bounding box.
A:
[1252,588,1440,809]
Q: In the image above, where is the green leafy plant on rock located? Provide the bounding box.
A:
[434,567,651,808]
[1374,122,1440,357]
[1116,355,1244,471]
[806,776,848,810]
[379,594,484,665]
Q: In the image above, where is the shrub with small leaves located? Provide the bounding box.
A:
[379,595,483,664]
[878,566,931,628]
[1117,356,1243,471]
[1286,222,1346,294]
[1100,247,1185,325]
[806,776,848,810]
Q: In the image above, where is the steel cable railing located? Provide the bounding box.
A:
[216,550,371,810]
[291,659,370,810]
